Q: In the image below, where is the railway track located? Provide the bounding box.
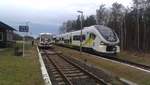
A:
[41,48,111,85]
[56,45,150,72]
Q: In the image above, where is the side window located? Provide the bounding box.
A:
[73,35,80,41]
[90,33,96,40]
[73,35,85,41]
[73,36,75,40]
[0,32,3,41]
[73,36,76,40]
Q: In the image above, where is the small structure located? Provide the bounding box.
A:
[0,21,16,48]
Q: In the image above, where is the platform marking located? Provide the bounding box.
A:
[94,55,150,73]
[37,47,52,85]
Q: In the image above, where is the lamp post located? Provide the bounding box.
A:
[77,10,83,54]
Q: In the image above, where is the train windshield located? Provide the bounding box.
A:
[41,34,52,41]
[95,25,117,42]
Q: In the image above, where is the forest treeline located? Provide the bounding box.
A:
[59,0,150,52]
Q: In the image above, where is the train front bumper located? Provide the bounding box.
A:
[95,45,120,54]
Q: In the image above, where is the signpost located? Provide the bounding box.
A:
[19,26,29,32]
[19,25,29,57]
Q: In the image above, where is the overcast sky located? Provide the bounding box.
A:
[0,0,132,37]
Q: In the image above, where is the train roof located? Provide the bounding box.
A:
[56,25,112,36]
[40,33,52,35]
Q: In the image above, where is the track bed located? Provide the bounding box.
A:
[40,48,124,85]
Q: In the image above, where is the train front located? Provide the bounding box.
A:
[39,33,53,48]
[94,25,120,54]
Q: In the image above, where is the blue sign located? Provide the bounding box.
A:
[19,26,29,32]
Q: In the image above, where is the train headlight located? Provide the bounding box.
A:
[100,41,105,45]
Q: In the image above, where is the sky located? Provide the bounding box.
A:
[0,0,132,37]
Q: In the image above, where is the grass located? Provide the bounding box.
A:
[117,51,150,66]
[0,42,44,85]
[54,45,150,85]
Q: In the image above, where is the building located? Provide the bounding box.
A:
[0,21,16,48]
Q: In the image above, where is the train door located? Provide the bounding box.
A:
[89,33,96,48]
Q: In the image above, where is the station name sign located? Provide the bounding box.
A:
[19,26,29,32]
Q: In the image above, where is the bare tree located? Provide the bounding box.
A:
[109,2,125,50]
[96,4,106,25]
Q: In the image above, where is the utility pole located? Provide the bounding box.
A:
[77,10,83,54]
[124,10,127,49]
[136,1,140,50]
[121,15,124,50]
[143,0,146,51]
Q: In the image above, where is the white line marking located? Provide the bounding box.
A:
[94,55,150,73]
[119,78,138,85]
[37,47,52,85]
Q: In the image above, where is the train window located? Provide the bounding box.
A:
[73,36,75,40]
[73,35,85,41]
[95,25,117,42]
[73,35,80,41]
[90,33,96,40]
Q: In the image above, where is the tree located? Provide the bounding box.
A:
[76,15,81,30]
[109,2,125,49]
[84,15,96,27]
[59,22,67,33]
[96,4,106,25]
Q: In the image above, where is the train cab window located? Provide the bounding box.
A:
[90,33,96,40]
[95,25,117,42]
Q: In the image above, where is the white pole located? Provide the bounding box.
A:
[23,33,25,57]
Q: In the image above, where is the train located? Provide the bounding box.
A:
[38,33,53,48]
[55,25,120,55]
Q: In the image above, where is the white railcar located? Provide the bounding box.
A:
[39,33,53,48]
[56,25,120,54]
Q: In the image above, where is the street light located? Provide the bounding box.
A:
[77,10,83,54]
